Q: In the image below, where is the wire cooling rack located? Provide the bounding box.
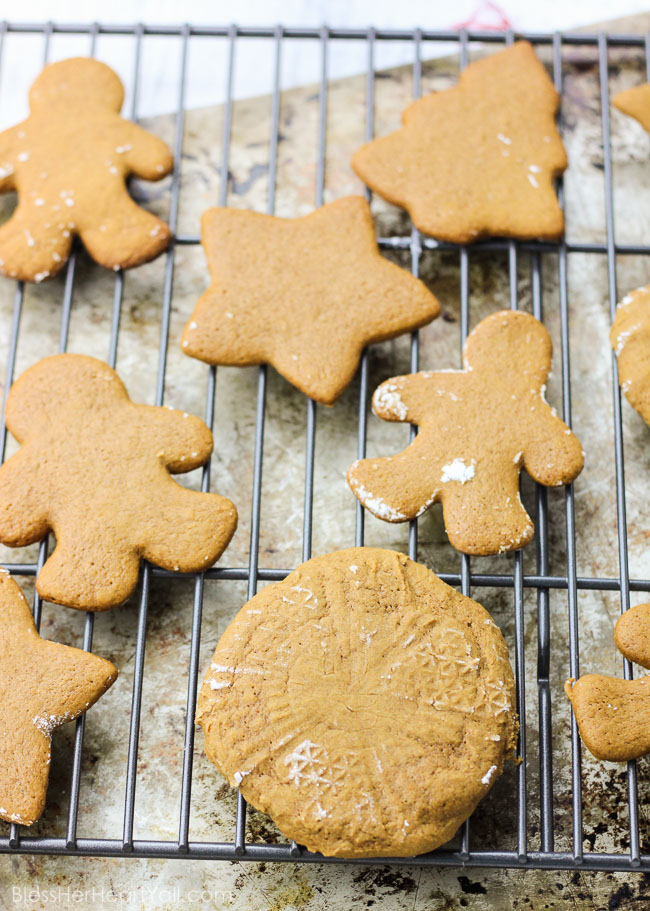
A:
[0,19,649,873]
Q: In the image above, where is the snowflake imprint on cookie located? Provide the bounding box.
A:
[197,548,518,858]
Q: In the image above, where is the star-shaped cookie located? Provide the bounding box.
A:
[0,572,117,825]
[352,41,567,243]
[347,310,584,555]
[180,196,440,405]
[614,83,650,132]
[0,354,237,610]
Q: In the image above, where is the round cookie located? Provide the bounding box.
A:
[197,548,518,858]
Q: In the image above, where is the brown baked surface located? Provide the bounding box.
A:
[180,196,440,405]
[0,353,237,610]
[615,603,650,668]
[347,310,584,555]
[197,547,518,858]
[610,285,650,424]
[0,57,172,282]
[567,603,650,762]
[614,83,650,133]
[352,41,567,243]
[566,674,650,762]
[0,572,117,824]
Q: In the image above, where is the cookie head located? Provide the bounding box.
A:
[614,603,650,669]
[5,354,126,443]
[464,309,551,382]
[197,548,518,858]
[29,57,125,113]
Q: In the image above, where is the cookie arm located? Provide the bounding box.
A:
[38,642,117,719]
[119,121,173,181]
[0,124,20,193]
[352,130,409,205]
[141,478,237,571]
[0,449,49,546]
[142,406,214,474]
[372,373,444,426]
[614,84,650,133]
[521,410,584,488]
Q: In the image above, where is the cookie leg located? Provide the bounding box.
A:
[0,203,71,282]
[79,194,170,271]
[141,488,237,571]
[347,443,440,523]
[441,475,534,556]
[36,537,141,611]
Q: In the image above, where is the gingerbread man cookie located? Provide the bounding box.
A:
[0,354,237,610]
[610,285,650,425]
[347,311,584,555]
[566,604,650,761]
[614,83,650,133]
[180,196,440,405]
[197,548,518,858]
[614,602,650,668]
[352,42,567,243]
[0,57,172,282]
[0,572,116,825]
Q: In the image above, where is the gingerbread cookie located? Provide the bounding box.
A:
[565,674,650,762]
[614,83,650,133]
[614,603,650,668]
[0,57,172,282]
[180,196,440,405]
[197,547,518,858]
[0,354,237,610]
[352,42,566,243]
[566,604,650,762]
[0,572,116,825]
[347,311,584,555]
[610,285,650,425]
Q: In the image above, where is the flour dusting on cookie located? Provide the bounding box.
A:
[352,42,566,243]
[348,311,584,555]
[197,548,518,858]
[0,57,172,282]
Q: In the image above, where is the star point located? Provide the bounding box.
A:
[0,572,117,825]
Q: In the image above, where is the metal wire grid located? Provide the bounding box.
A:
[0,20,646,871]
